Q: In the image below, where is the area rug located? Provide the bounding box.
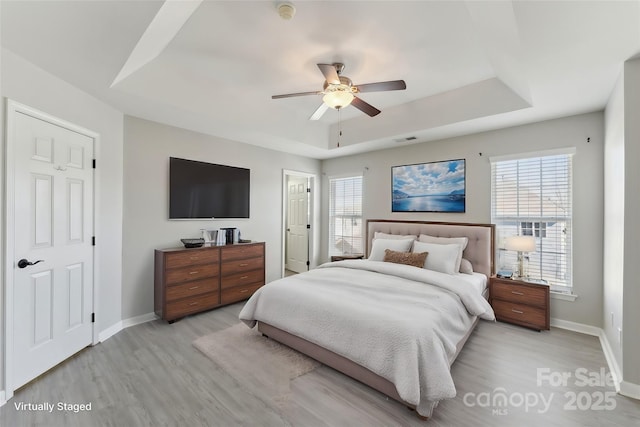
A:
[193,322,320,408]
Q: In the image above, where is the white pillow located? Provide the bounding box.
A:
[412,241,460,275]
[418,234,468,272]
[369,239,414,262]
[373,232,417,241]
[459,258,474,274]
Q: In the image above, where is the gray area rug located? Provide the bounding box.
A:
[193,323,320,408]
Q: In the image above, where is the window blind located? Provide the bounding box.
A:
[329,175,363,256]
[491,153,573,292]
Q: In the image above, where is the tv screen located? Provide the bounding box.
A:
[169,157,250,219]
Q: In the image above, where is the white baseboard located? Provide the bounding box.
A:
[122,312,158,329]
[620,381,640,400]
[598,329,623,390]
[98,312,157,343]
[550,317,601,336]
[98,320,123,342]
[551,317,640,401]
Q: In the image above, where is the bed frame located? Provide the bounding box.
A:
[258,220,495,419]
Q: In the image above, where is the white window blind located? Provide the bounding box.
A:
[491,152,573,292]
[329,175,363,256]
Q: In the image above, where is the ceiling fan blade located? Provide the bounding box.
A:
[317,63,340,85]
[309,103,329,121]
[355,80,406,93]
[351,96,381,117]
[272,91,322,99]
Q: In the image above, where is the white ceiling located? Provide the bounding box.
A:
[2,0,639,159]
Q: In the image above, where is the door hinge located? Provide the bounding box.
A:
[91,313,95,323]
[306,187,311,193]
[306,261,310,266]
[92,236,96,246]
[92,159,96,169]
[306,224,311,229]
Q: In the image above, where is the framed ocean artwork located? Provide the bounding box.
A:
[391,159,465,213]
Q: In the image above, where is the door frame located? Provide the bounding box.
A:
[3,99,99,401]
[282,170,316,277]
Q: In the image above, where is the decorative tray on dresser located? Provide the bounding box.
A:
[489,275,550,331]
[155,242,265,322]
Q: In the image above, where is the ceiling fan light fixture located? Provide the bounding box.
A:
[323,86,354,109]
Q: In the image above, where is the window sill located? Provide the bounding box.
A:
[550,291,578,302]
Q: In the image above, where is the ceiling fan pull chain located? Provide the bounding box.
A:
[338,108,342,147]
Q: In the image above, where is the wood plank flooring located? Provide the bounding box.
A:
[1,302,639,426]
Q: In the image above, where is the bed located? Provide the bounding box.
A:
[239,220,495,419]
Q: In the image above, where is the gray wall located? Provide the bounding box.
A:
[122,117,321,319]
[321,112,604,328]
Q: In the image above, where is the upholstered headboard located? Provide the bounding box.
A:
[366,220,495,279]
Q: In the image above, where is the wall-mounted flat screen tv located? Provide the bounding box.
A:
[169,157,250,219]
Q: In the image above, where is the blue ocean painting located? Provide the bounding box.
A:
[392,159,465,213]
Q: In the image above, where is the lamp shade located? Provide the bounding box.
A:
[504,235,536,252]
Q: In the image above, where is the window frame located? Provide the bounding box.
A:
[490,148,575,293]
[328,174,364,257]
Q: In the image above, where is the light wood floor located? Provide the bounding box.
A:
[1,302,639,427]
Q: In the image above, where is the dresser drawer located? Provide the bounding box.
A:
[165,249,219,269]
[165,292,219,320]
[221,257,264,276]
[493,300,546,329]
[221,244,264,262]
[492,281,547,308]
[165,263,218,285]
[221,283,263,305]
[166,277,218,302]
[221,269,265,290]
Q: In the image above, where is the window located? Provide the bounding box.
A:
[329,175,363,256]
[491,150,574,293]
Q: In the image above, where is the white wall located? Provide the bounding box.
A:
[321,112,605,327]
[622,58,640,387]
[603,70,625,374]
[0,48,124,393]
[122,116,321,319]
[603,57,640,395]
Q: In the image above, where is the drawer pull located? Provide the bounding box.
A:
[511,309,524,314]
[239,263,249,267]
[189,286,199,290]
[189,302,199,306]
[189,271,199,275]
[240,275,249,280]
[239,289,249,293]
[189,256,199,260]
[511,291,524,296]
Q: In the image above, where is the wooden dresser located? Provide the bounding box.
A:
[489,276,550,331]
[155,242,265,322]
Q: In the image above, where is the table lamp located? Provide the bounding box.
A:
[504,235,536,278]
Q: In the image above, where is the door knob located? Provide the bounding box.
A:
[17,259,44,269]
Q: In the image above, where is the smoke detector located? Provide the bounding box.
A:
[277,2,296,20]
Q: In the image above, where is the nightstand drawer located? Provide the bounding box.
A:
[493,300,546,329]
[491,281,547,308]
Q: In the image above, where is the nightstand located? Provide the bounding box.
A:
[489,276,550,331]
[330,254,364,262]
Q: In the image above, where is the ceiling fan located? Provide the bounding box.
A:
[272,63,407,120]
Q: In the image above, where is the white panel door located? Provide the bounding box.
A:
[286,177,309,273]
[12,111,94,389]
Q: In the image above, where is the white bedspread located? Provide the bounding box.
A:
[239,260,495,416]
